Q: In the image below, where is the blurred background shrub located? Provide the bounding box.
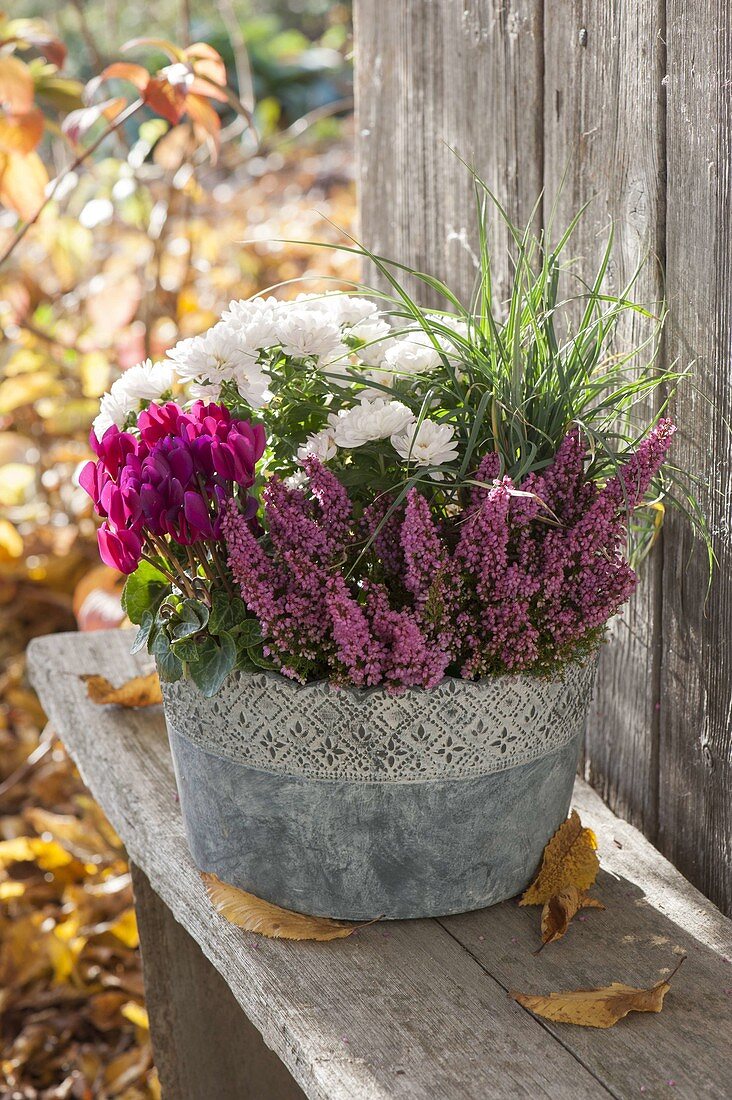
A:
[0,3,356,1094]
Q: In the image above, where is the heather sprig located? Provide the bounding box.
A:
[224,421,675,691]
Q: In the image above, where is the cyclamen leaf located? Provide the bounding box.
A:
[236,618,263,648]
[208,590,247,635]
[539,886,605,948]
[130,610,154,655]
[151,631,183,683]
[201,873,361,941]
[121,561,168,625]
[82,671,162,708]
[512,959,684,1028]
[170,635,200,662]
[189,631,236,697]
[520,810,599,906]
[170,598,209,640]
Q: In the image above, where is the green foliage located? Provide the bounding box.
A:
[265,171,706,559]
[127,580,265,693]
[121,561,168,625]
[188,632,237,698]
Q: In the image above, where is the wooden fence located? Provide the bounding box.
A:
[354,0,732,915]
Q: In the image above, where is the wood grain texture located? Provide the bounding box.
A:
[28,630,609,1100]
[27,630,732,1100]
[441,782,732,1100]
[661,1,732,914]
[542,1,666,837]
[356,0,732,914]
[131,863,306,1100]
[355,0,543,304]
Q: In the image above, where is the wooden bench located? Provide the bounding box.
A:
[28,629,732,1100]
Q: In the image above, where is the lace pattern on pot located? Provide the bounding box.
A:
[160,660,596,782]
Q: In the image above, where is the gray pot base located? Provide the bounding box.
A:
[162,661,596,920]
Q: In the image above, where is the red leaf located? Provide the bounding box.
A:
[21,30,67,69]
[185,42,227,88]
[0,108,44,155]
[143,76,187,125]
[86,62,150,101]
[0,56,35,113]
[185,94,220,161]
[0,150,48,219]
[187,76,229,104]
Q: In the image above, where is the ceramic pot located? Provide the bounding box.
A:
[161,660,596,920]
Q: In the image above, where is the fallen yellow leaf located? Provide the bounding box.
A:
[109,907,140,949]
[25,807,113,861]
[539,886,605,948]
[202,872,366,941]
[512,958,685,1028]
[521,810,599,906]
[0,517,23,561]
[81,671,162,708]
[121,1000,150,1030]
[0,835,72,871]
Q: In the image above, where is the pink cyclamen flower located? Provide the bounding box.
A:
[81,400,265,573]
[97,525,143,574]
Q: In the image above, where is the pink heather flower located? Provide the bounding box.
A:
[361,495,405,577]
[325,574,384,687]
[224,425,676,687]
[365,581,450,689]
[401,488,448,603]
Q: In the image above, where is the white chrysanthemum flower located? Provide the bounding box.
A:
[349,316,394,366]
[384,331,443,375]
[329,398,415,449]
[167,323,271,409]
[391,418,460,474]
[330,295,379,327]
[221,297,283,353]
[92,358,174,439]
[93,391,130,440]
[222,295,282,327]
[291,292,377,328]
[297,427,338,465]
[275,306,343,361]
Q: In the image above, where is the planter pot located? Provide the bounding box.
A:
[160,660,596,920]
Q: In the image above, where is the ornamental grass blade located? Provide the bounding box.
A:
[520,810,599,906]
[512,958,685,1028]
[538,886,605,950]
[201,872,370,941]
[81,672,162,708]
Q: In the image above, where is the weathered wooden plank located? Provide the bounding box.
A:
[542,0,666,835]
[131,863,306,1100]
[659,1,732,916]
[441,781,732,1100]
[28,630,611,1100]
[355,0,543,304]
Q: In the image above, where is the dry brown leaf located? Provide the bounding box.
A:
[512,958,685,1028]
[81,671,162,708]
[539,886,605,948]
[202,872,364,941]
[521,810,599,906]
